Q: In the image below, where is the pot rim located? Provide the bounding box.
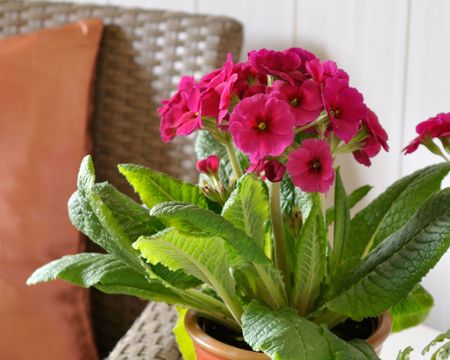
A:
[185,311,392,359]
[366,312,392,350]
[184,311,269,359]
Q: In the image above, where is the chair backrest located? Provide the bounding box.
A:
[0,1,243,357]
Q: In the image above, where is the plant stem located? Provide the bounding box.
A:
[296,112,329,133]
[224,140,243,179]
[269,181,290,298]
[180,289,241,330]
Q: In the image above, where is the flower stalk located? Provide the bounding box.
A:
[269,181,290,298]
[224,140,243,178]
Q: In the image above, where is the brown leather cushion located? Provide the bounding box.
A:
[0,19,103,360]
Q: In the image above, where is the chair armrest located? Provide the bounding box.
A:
[106,302,182,360]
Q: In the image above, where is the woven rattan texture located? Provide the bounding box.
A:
[107,302,182,360]
[0,1,243,357]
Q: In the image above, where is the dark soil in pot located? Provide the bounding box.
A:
[331,317,378,341]
[199,315,379,351]
[199,317,253,351]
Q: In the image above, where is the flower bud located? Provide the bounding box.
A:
[264,159,286,182]
[196,155,220,175]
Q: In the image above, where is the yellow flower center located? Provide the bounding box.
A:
[331,107,341,118]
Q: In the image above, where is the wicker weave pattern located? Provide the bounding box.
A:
[0,1,243,357]
[107,302,182,360]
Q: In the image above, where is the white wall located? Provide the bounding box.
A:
[50,0,450,331]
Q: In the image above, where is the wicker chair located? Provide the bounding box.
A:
[0,1,243,358]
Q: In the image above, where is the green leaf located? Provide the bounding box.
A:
[68,158,145,274]
[27,253,183,303]
[149,263,202,289]
[173,307,197,360]
[349,163,450,259]
[118,163,208,209]
[430,342,450,360]
[134,228,243,322]
[292,194,327,315]
[390,285,434,332]
[326,185,372,226]
[280,176,313,219]
[195,130,249,185]
[149,202,287,306]
[222,174,269,249]
[94,182,164,241]
[332,169,351,270]
[396,347,414,360]
[323,188,450,320]
[242,301,379,360]
[422,329,450,357]
[150,202,270,265]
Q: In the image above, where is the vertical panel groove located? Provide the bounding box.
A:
[398,0,413,177]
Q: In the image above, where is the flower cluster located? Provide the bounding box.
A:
[404,113,450,159]
[159,48,389,193]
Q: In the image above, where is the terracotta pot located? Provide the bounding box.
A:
[185,311,392,360]
[366,312,392,354]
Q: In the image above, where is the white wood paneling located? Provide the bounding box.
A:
[402,0,450,332]
[197,0,296,59]
[296,0,411,202]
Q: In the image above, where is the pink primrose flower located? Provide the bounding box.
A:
[229,94,295,161]
[306,59,349,84]
[284,47,317,75]
[352,109,389,166]
[248,48,303,84]
[271,80,322,126]
[323,78,367,142]
[404,112,450,154]
[286,139,335,193]
[158,76,202,142]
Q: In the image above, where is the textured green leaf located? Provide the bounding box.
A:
[280,176,313,219]
[68,157,145,273]
[150,202,287,306]
[150,202,270,265]
[348,163,450,259]
[326,185,372,226]
[222,174,269,249]
[332,169,351,270]
[390,285,434,332]
[242,301,379,360]
[27,253,183,303]
[94,182,164,241]
[77,155,95,189]
[134,228,243,321]
[324,188,450,320]
[149,263,202,290]
[195,130,249,185]
[292,194,327,315]
[118,163,208,209]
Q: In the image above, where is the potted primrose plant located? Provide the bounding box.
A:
[28,48,450,360]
